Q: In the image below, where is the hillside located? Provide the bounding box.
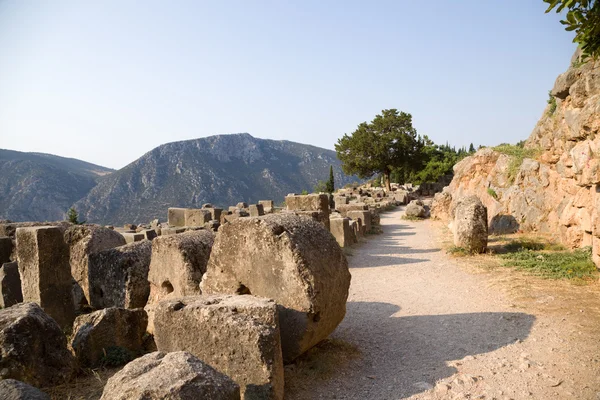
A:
[75,133,358,225]
[432,48,600,265]
[0,149,114,222]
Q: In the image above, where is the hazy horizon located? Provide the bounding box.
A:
[0,1,576,169]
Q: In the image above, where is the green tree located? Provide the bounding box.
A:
[313,180,328,193]
[66,207,84,225]
[335,109,422,191]
[544,0,600,59]
[325,165,335,193]
[469,143,475,153]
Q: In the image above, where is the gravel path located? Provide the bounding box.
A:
[285,207,600,400]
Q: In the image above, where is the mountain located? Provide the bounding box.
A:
[75,133,358,225]
[0,149,114,222]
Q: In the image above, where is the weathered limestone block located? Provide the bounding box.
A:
[0,262,22,308]
[285,193,329,214]
[349,219,362,238]
[333,195,349,207]
[100,351,240,400]
[329,217,355,248]
[141,229,157,241]
[0,303,76,386]
[201,213,351,362]
[259,200,274,213]
[336,202,368,217]
[205,220,220,232]
[0,222,71,262]
[167,208,186,227]
[15,226,74,329]
[291,210,330,231]
[236,202,248,209]
[207,207,223,221]
[88,241,152,309]
[249,204,265,217]
[185,208,212,226]
[154,295,283,399]
[0,379,50,400]
[346,210,372,233]
[160,227,186,236]
[121,232,145,243]
[64,225,126,307]
[147,230,215,305]
[405,200,427,218]
[453,195,488,253]
[71,308,147,367]
[0,236,12,264]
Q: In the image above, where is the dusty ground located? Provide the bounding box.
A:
[285,207,600,400]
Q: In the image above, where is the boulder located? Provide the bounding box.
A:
[0,379,50,400]
[329,217,355,247]
[453,195,488,253]
[71,308,147,367]
[100,351,240,400]
[0,261,22,307]
[0,303,76,386]
[154,295,283,399]
[64,225,126,308]
[15,226,75,329]
[88,240,152,309]
[201,213,351,362]
[167,208,186,227]
[405,200,427,218]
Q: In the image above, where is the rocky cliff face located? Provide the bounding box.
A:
[0,150,113,222]
[75,133,357,225]
[432,49,600,264]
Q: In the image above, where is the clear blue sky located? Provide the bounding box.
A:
[0,0,576,169]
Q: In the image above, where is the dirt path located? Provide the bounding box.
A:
[285,207,600,400]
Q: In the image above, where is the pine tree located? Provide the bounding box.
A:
[66,207,85,225]
[325,165,335,193]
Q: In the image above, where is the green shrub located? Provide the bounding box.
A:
[499,246,597,280]
[101,346,133,367]
[547,91,557,116]
[493,144,541,184]
[301,190,309,195]
[487,188,498,200]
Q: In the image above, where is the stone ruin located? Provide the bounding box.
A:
[0,189,404,398]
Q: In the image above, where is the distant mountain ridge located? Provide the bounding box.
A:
[75,133,357,225]
[2,134,358,225]
[0,149,114,222]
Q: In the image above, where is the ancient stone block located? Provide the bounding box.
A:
[88,240,152,309]
[64,225,126,308]
[205,220,220,232]
[0,379,50,400]
[236,202,248,209]
[184,208,212,226]
[71,308,148,368]
[249,204,265,217]
[336,202,368,217]
[453,195,488,253]
[259,200,274,213]
[346,210,372,233]
[160,227,186,236]
[100,351,240,400]
[121,232,145,244]
[201,213,351,362]
[154,295,283,399]
[329,217,355,248]
[285,193,329,214]
[0,303,76,387]
[0,262,22,308]
[0,236,12,264]
[141,229,157,241]
[147,230,215,305]
[405,200,427,218]
[208,207,223,221]
[333,195,349,207]
[167,208,187,227]
[15,226,74,329]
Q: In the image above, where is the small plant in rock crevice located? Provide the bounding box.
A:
[487,188,498,200]
[547,91,557,116]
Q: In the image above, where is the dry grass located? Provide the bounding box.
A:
[44,367,121,400]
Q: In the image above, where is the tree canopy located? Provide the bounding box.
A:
[544,0,600,59]
[335,109,423,191]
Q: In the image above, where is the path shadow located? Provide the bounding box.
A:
[350,255,430,268]
[286,301,535,399]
